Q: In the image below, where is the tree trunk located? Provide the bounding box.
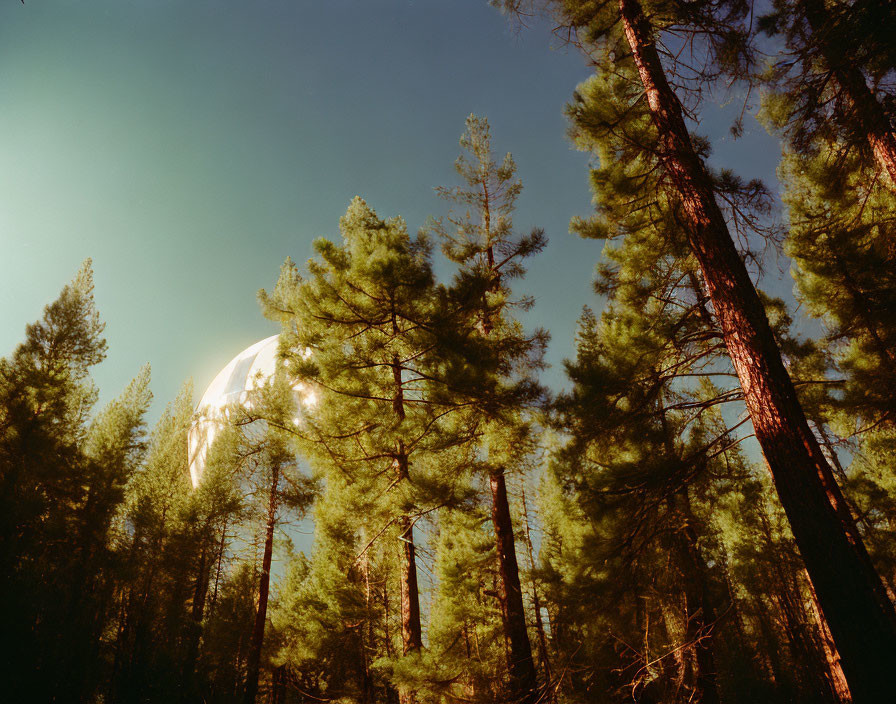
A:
[773,578,836,700]
[520,483,553,685]
[211,518,228,611]
[805,569,853,703]
[383,578,402,704]
[182,542,210,702]
[398,515,423,704]
[800,0,896,189]
[478,232,539,703]
[490,469,539,703]
[244,465,280,704]
[751,594,796,702]
[757,510,840,701]
[674,490,720,704]
[389,318,424,704]
[359,548,375,704]
[617,1,896,700]
[269,665,287,704]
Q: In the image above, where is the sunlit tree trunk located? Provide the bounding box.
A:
[358,549,375,704]
[490,469,539,703]
[756,510,839,701]
[617,0,896,698]
[211,519,228,610]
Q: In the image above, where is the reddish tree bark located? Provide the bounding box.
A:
[805,569,852,704]
[800,0,896,189]
[358,551,375,704]
[617,0,896,699]
[244,464,279,704]
[490,469,539,704]
[398,516,423,655]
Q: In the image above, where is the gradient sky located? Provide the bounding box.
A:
[0,0,783,419]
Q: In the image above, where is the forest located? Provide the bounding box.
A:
[2,0,895,702]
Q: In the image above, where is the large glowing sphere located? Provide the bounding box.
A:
[188,335,315,487]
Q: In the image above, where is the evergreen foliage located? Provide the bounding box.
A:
[759,0,896,188]
[3,9,896,702]
[260,197,482,702]
[428,114,548,703]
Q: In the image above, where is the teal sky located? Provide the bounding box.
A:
[0,0,782,418]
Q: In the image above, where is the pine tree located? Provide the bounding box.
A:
[0,261,107,592]
[552,294,729,701]
[0,261,119,699]
[772,137,896,695]
[59,364,153,699]
[260,197,477,703]
[491,2,896,697]
[717,471,854,703]
[550,281,858,702]
[760,0,896,189]
[430,114,548,704]
[759,22,896,691]
[203,372,318,704]
[270,480,383,702]
[776,138,896,419]
[200,561,260,700]
[109,382,241,702]
[426,495,508,702]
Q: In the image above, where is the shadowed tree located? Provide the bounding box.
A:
[0,261,154,701]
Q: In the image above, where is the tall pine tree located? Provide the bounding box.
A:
[492,2,896,696]
[430,115,548,704]
[261,197,478,703]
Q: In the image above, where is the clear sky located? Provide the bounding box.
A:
[0,0,783,419]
